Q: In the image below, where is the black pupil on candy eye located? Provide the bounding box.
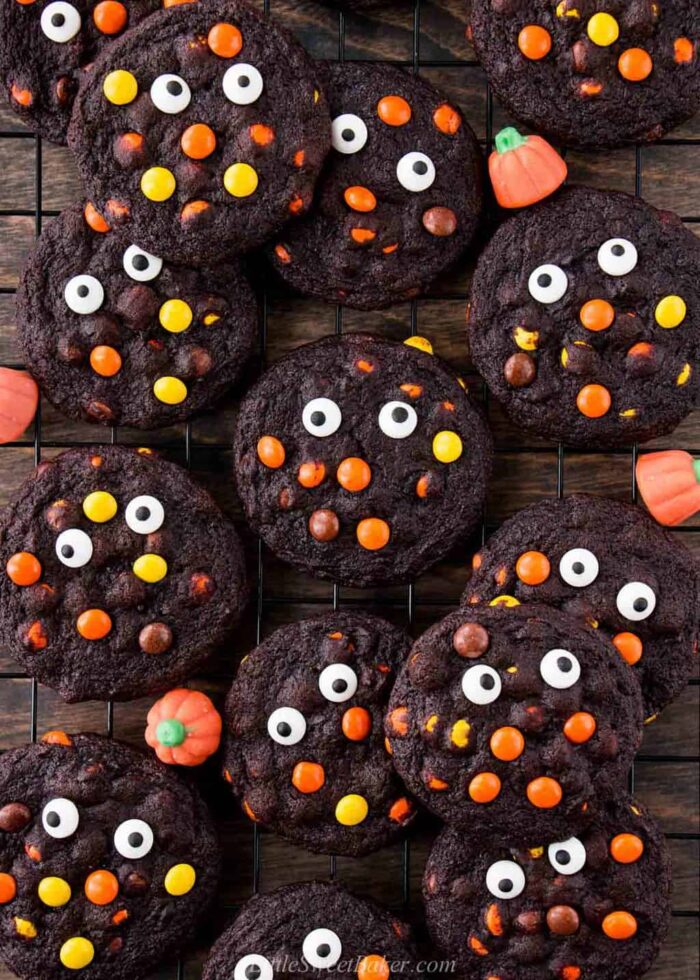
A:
[52,12,65,25]
[572,562,585,575]
[276,722,292,737]
[135,506,150,521]
[633,598,648,612]
[317,945,331,958]
[128,832,143,848]
[555,849,570,865]
[77,285,89,298]
[332,679,347,693]
[238,75,250,88]
[61,545,74,558]
[246,967,261,980]
[310,411,325,427]
[537,273,552,288]
[412,160,428,175]
[132,255,149,271]
[46,811,60,828]
[557,657,572,673]
[480,675,495,690]
[341,128,354,142]
[166,80,182,96]
[612,244,625,256]
[498,879,513,893]
[391,406,409,423]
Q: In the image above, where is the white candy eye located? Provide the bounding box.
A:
[319,664,358,703]
[64,274,104,315]
[396,151,435,192]
[378,401,418,439]
[114,818,154,859]
[331,113,368,154]
[42,798,79,839]
[223,64,264,105]
[150,74,191,114]
[462,664,501,705]
[125,495,165,535]
[528,264,568,304]
[234,954,274,980]
[616,582,656,621]
[55,528,93,568]
[559,548,599,588]
[302,928,342,969]
[123,244,163,282]
[540,648,581,689]
[267,707,307,745]
[598,238,638,277]
[548,837,587,875]
[486,860,526,899]
[41,1,81,42]
[302,397,342,438]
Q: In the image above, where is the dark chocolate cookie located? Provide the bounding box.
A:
[203,881,416,980]
[463,493,700,719]
[0,0,159,144]
[468,187,700,447]
[234,333,492,588]
[67,0,330,264]
[0,731,220,980]
[224,611,415,856]
[268,61,483,310]
[424,793,671,980]
[469,0,700,148]
[386,604,643,846]
[0,445,247,702]
[16,203,257,429]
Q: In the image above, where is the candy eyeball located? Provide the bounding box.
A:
[319,664,358,703]
[42,798,79,839]
[223,64,264,105]
[598,238,638,277]
[616,582,656,621]
[150,74,191,114]
[234,954,274,980]
[378,401,418,439]
[55,528,93,568]
[41,1,81,43]
[462,664,501,705]
[559,547,599,588]
[123,244,163,283]
[125,495,165,535]
[485,860,526,899]
[548,837,587,875]
[396,151,436,192]
[528,264,568,304]
[302,398,342,438]
[540,648,581,689]
[267,706,307,745]
[64,274,104,315]
[331,114,368,154]
[114,818,154,859]
[302,928,342,968]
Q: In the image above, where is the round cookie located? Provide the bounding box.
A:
[468,187,700,447]
[424,793,671,980]
[463,493,700,719]
[268,61,483,310]
[385,604,643,846]
[16,203,257,429]
[0,445,247,702]
[234,333,492,588]
[67,0,330,264]
[203,881,416,980]
[224,612,415,856]
[0,0,160,145]
[469,0,700,148]
[0,732,219,979]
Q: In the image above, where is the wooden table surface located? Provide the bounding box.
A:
[0,1,697,978]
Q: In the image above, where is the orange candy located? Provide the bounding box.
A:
[337,457,371,492]
[561,969,581,980]
[674,38,694,64]
[433,104,461,134]
[580,299,615,332]
[207,22,243,58]
[577,384,611,418]
[563,712,597,744]
[350,228,376,244]
[518,25,552,60]
[76,609,112,641]
[342,706,372,741]
[344,186,377,213]
[90,345,122,377]
[181,200,211,223]
[357,955,390,980]
[388,797,412,822]
[298,461,325,488]
[0,873,16,905]
[515,550,550,585]
[618,48,653,82]
[610,833,644,864]
[181,124,216,160]
[42,730,72,746]
[84,202,110,233]
[490,727,525,762]
[377,95,411,126]
[468,772,501,803]
[93,1,127,34]
[356,518,390,551]
[291,761,325,794]
[6,552,41,586]
[602,911,638,940]
[257,436,285,469]
[85,870,119,906]
[527,776,562,809]
[613,632,643,665]
[249,124,275,146]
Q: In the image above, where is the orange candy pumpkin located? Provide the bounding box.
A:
[0,368,38,444]
[636,451,700,526]
[488,127,567,209]
[145,689,222,766]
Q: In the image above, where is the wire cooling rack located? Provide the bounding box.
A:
[0,2,697,978]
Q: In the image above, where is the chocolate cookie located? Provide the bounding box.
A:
[67,0,330,264]
[16,203,257,429]
[224,612,415,856]
[0,731,220,980]
[0,0,159,144]
[463,493,700,719]
[424,793,671,980]
[203,882,416,980]
[0,445,247,702]
[386,604,643,846]
[268,61,483,310]
[469,0,700,148]
[468,187,700,447]
[234,334,492,588]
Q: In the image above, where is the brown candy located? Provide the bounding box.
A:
[308,509,339,542]
[55,76,74,106]
[138,622,173,655]
[422,207,457,237]
[57,337,84,364]
[123,872,149,896]
[547,905,580,936]
[571,40,589,73]
[86,400,115,422]
[515,910,543,934]
[45,499,80,531]
[453,622,489,658]
[504,352,536,387]
[0,802,31,832]
[175,346,213,379]
[189,572,215,603]
[115,284,159,331]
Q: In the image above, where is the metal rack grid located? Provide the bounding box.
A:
[0,1,698,977]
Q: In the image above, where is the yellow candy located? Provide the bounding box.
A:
[103,69,138,105]
[619,408,638,418]
[556,1,580,16]
[560,348,569,367]
[529,846,544,858]
[655,295,686,329]
[60,937,95,970]
[141,167,176,202]
[133,554,168,583]
[677,363,692,386]
[587,12,619,46]
[450,719,471,748]
[513,326,539,350]
[223,162,259,198]
[403,335,433,354]
[164,863,196,896]
[203,312,221,326]
[335,794,368,826]
[489,595,520,608]
[83,490,117,523]
[14,917,37,939]
[153,377,188,405]
[506,665,518,673]
[38,876,71,908]
[424,714,439,733]
[159,299,193,334]
[433,430,463,464]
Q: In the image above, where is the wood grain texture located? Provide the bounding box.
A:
[0,0,697,977]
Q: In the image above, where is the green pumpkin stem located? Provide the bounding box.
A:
[693,458,700,484]
[495,126,528,155]
[156,718,186,748]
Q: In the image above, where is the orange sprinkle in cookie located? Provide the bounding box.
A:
[41,730,72,746]
[377,95,411,126]
[387,706,409,736]
[674,37,694,63]
[274,244,291,264]
[561,969,581,980]
[468,935,488,956]
[518,25,552,60]
[10,84,33,107]
[249,123,275,146]
[579,79,604,97]
[350,228,377,244]
[84,202,110,232]
[180,200,211,222]
[485,903,503,936]
[289,195,304,214]
[515,550,550,585]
